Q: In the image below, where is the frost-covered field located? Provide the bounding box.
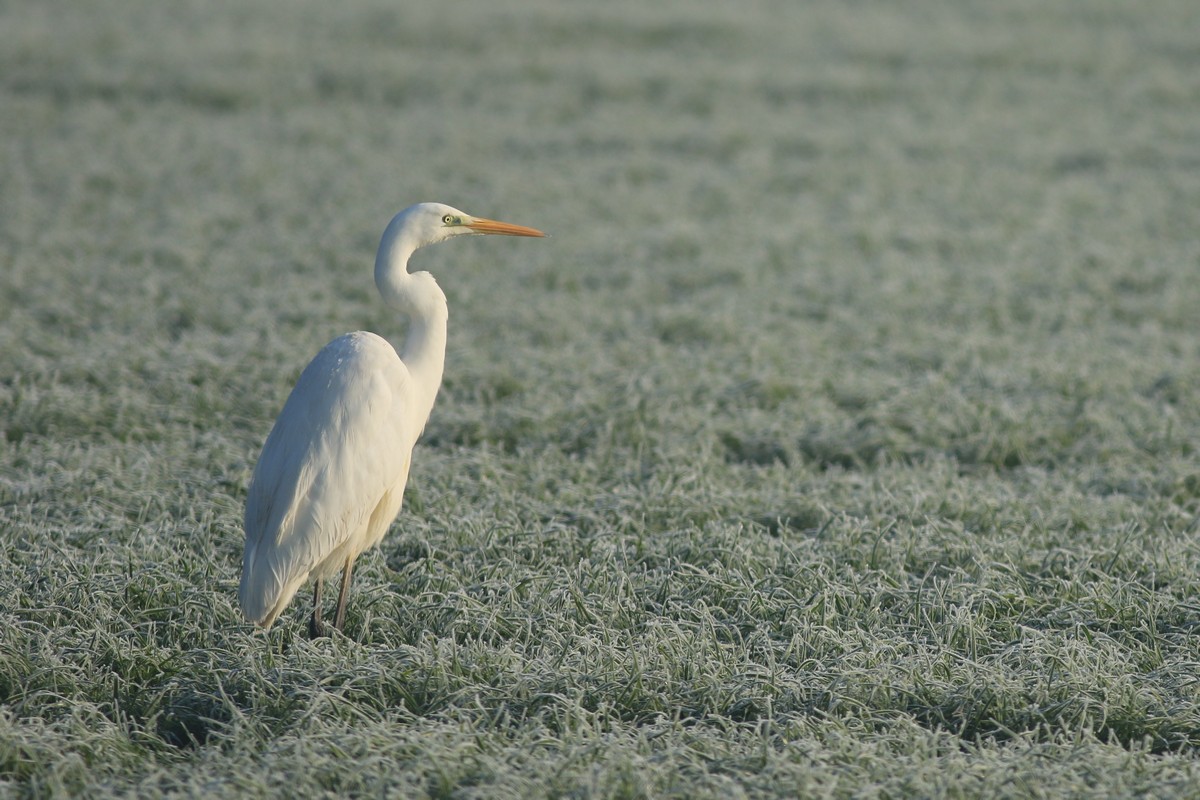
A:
[3,0,1200,796]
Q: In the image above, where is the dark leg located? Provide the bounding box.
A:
[308,577,327,638]
[333,557,355,632]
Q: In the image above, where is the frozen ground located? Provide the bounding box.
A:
[2,0,1200,796]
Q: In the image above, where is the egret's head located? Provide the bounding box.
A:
[375,202,546,304]
[398,202,546,249]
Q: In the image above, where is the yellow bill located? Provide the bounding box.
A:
[466,217,547,237]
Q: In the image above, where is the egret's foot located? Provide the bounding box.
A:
[309,610,329,639]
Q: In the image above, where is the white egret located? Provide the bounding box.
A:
[239,202,546,636]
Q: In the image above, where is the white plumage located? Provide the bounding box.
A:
[239,203,545,635]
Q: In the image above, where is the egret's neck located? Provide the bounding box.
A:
[374,230,449,419]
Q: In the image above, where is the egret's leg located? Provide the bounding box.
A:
[333,557,355,631]
[308,577,326,638]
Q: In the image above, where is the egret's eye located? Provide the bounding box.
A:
[442,214,456,225]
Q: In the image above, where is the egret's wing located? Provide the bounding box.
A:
[240,331,414,625]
